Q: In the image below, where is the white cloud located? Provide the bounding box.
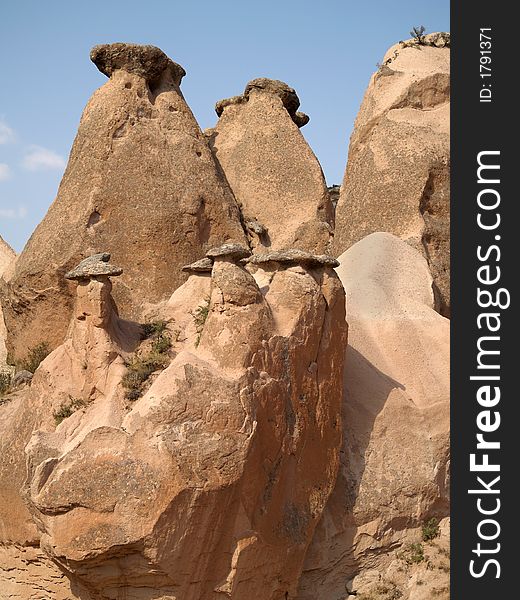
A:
[0,120,15,144]
[0,205,27,219]
[22,145,66,171]
[0,163,11,181]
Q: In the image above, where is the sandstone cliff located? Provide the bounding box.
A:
[0,236,15,366]
[298,233,450,600]
[333,33,450,316]
[3,43,247,363]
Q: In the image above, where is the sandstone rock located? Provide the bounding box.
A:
[0,235,16,366]
[209,78,334,254]
[298,233,449,599]
[0,235,15,278]
[3,42,247,363]
[1,242,347,599]
[333,35,450,316]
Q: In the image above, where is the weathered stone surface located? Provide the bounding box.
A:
[3,43,247,363]
[298,233,449,599]
[0,235,16,366]
[333,35,450,316]
[11,369,32,388]
[1,247,347,599]
[206,242,251,260]
[181,257,213,272]
[209,78,334,254]
[65,252,123,280]
[0,235,15,278]
[245,248,339,268]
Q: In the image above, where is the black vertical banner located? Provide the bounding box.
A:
[451,2,515,599]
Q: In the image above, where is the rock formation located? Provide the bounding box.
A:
[0,235,16,366]
[1,240,347,598]
[333,34,450,316]
[0,36,451,600]
[2,43,247,363]
[208,78,334,254]
[298,233,449,599]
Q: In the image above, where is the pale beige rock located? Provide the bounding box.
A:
[333,36,450,316]
[0,235,16,366]
[0,235,15,278]
[209,79,334,254]
[298,233,449,599]
[3,43,247,363]
[1,251,347,599]
[0,545,91,600]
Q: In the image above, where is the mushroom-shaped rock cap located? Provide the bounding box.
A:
[245,78,300,115]
[181,257,213,273]
[245,249,340,268]
[90,43,186,84]
[206,243,252,260]
[215,78,309,128]
[65,252,123,280]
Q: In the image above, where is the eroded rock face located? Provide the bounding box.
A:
[3,43,247,363]
[208,79,334,254]
[0,235,16,366]
[333,35,450,316]
[1,251,346,599]
[297,233,449,599]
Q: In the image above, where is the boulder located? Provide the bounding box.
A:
[2,43,247,363]
[333,35,450,316]
[208,78,334,254]
[298,233,449,599]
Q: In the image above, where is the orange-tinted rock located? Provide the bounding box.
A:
[3,43,247,363]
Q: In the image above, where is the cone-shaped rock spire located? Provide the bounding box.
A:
[3,43,247,362]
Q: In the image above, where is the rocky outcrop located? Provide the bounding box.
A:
[0,235,15,278]
[1,245,347,599]
[208,78,334,254]
[298,233,449,599]
[333,35,450,316]
[2,43,247,363]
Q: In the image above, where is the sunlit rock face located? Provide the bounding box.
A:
[3,43,247,363]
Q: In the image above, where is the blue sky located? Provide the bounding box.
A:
[0,0,449,252]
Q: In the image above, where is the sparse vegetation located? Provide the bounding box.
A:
[19,342,50,374]
[422,517,440,542]
[357,581,402,600]
[398,542,425,565]
[141,319,169,339]
[410,25,426,44]
[122,323,173,400]
[0,371,12,399]
[53,396,87,425]
[191,297,210,347]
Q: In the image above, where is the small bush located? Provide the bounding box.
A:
[410,25,426,44]
[122,352,169,400]
[422,517,440,542]
[151,333,172,354]
[408,542,425,564]
[191,298,210,347]
[54,397,87,425]
[19,342,50,373]
[141,320,169,339]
